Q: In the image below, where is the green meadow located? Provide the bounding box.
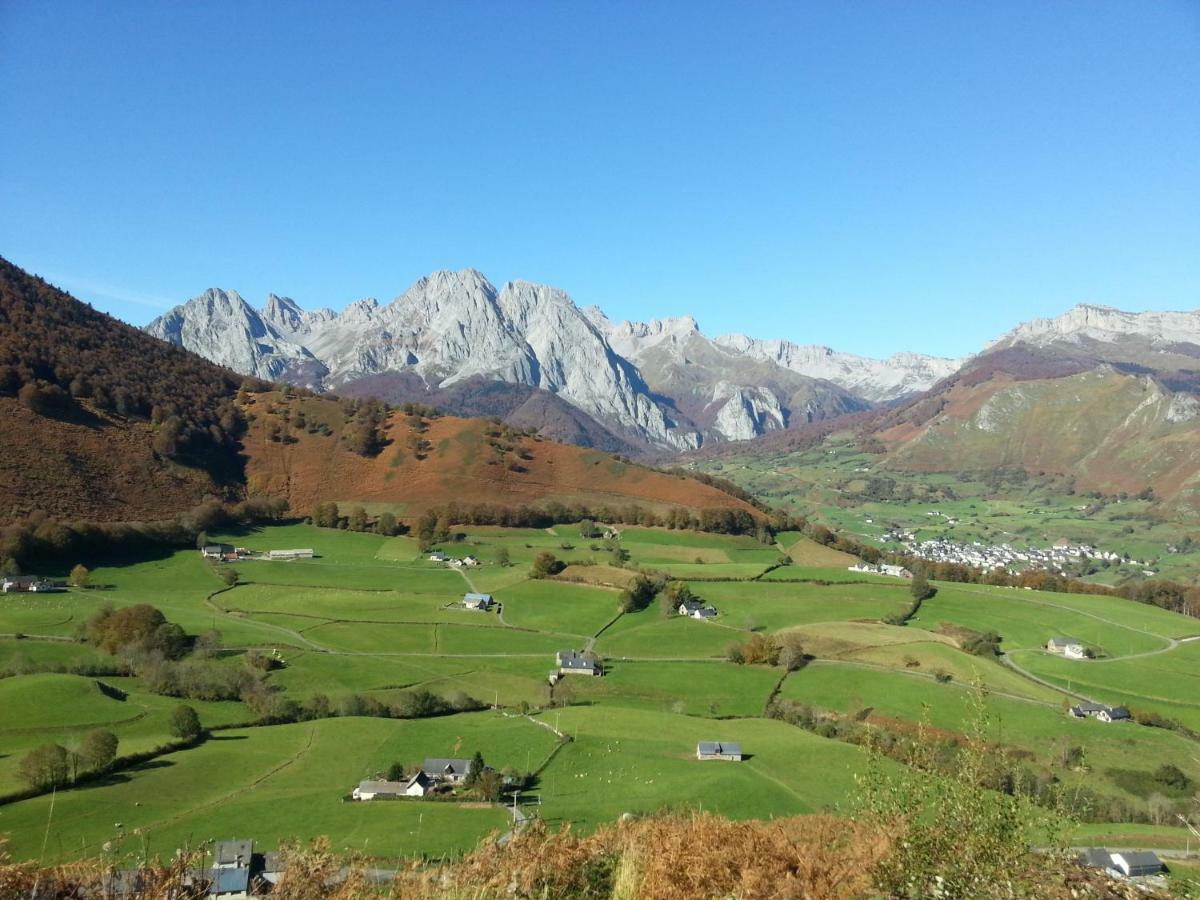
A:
[1,520,1197,866]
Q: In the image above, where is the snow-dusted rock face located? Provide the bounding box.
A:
[713,334,961,402]
[990,304,1200,350]
[145,289,317,382]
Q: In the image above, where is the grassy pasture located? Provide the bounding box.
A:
[761,566,901,584]
[496,580,619,637]
[553,565,639,590]
[0,637,114,672]
[300,621,438,654]
[1016,640,1200,730]
[917,585,1175,657]
[373,536,422,561]
[846,641,1063,702]
[614,527,765,549]
[565,661,781,718]
[2,520,1196,866]
[593,612,738,659]
[531,706,875,831]
[0,673,248,795]
[0,715,549,862]
[230,560,464,593]
[779,536,858,567]
[651,562,776,580]
[694,581,912,632]
[209,523,388,562]
[435,624,567,656]
[942,583,1199,641]
[221,584,464,624]
[779,663,1200,803]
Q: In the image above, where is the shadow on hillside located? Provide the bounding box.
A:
[32,543,189,580]
[207,734,248,742]
[75,759,176,791]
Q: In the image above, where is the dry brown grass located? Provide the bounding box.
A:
[405,813,889,900]
[2,819,1173,900]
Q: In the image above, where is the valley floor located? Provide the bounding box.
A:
[1,521,1198,878]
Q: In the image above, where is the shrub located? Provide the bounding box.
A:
[18,743,71,790]
[169,704,202,740]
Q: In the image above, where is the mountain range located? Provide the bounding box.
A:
[145,270,959,451]
[4,251,1199,522]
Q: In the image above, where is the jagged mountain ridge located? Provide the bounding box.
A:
[990,303,1200,351]
[146,270,957,450]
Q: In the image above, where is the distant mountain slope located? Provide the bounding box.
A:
[693,302,1200,514]
[878,367,1200,504]
[144,270,959,450]
[864,314,1200,510]
[240,391,764,520]
[0,257,247,521]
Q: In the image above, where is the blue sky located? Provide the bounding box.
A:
[1,1,1197,358]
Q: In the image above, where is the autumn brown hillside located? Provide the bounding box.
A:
[0,258,247,521]
[241,391,763,521]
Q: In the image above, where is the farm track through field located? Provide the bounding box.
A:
[949,585,1178,656]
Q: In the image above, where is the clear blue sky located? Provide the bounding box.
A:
[1,1,1197,358]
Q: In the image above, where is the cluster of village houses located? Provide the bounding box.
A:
[878,531,1153,575]
[1,575,66,593]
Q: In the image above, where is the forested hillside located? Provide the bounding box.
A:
[0,259,249,520]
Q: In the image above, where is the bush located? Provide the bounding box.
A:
[18,743,71,790]
[78,729,119,773]
[169,704,202,740]
[530,552,563,579]
[83,603,187,659]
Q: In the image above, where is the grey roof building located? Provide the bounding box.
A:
[556,649,600,674]
[1110,850,1164,877]
[696,741,743,760]
[1077,848,1113,869]
[463,592,493,610]
[213,840,253,869]
[422,758,475,782]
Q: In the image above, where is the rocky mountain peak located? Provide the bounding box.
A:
[146,288,315,382]
[991,303,1200,350]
